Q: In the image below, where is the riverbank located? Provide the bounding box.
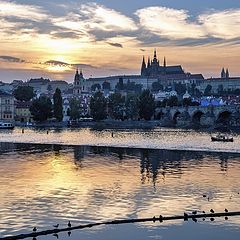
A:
[15,119,236,133]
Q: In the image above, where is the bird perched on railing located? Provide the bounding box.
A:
[225,208,228,213]
[210,209,214,213]
[53,224,59,228]
[33,227,37,232]
[184,212,188,221]
[68,221,71,228]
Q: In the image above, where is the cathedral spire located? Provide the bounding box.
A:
[154,48,157,59]
[226,68,229,79]
[221,67,226,78]
[163,56,166,67]
[141,56,146,76]
[147,57,151,68]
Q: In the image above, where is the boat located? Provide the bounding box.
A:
[0,122,15,129]
[211,133,233,142]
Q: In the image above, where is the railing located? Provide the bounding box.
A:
[1,211,240,240]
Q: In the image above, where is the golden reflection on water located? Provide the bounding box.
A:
[0,144,240,237]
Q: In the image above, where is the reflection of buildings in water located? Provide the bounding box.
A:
[0,142,15,154]
[219,153,229,172]
[74,146,86,162]
[140,149,207,186]
[53,144,62,155]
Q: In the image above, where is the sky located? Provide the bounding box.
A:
[0,0,240,82]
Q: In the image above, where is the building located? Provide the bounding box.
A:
[73,69,87,95]
[200,68,240,94]
[49,80,69,93]
[141,49,185,78]
[87,49,204,91]
[0,91,15,122]
[15,101,32,123]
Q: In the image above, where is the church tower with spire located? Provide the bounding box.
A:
[141,56,146,76]
[73,69,86,95]
[221,68,226,78]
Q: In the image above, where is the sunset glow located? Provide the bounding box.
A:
[0,0,239,82]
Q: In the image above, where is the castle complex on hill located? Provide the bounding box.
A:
[140,49,185,78]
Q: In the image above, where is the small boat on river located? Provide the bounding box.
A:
[211,133,233,142]
[0,122,14,129]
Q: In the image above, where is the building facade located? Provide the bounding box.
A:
[0,91,15,122]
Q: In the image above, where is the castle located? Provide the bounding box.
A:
[141,49,185,78]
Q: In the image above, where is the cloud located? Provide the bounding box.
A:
[199,9,240,40]
[107,42,123,48]
[44,60,70,66]
[79,3,137,32]
[0,1,48,21]
[135,6,240,43]
[0,55,25,63]
[53,2,138,39]
[135,6,206,40]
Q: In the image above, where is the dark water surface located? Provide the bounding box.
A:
[0,142,240,240]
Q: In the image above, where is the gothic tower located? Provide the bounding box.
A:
[141,56,146,76]
[226,68,229,79]
[221,68,226,78]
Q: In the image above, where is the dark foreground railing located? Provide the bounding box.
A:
[1,211,240,240]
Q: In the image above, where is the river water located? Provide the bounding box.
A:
[0,127,240,240]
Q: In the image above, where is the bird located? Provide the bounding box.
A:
[225,208,228,213]
[210,209,214,213]
[32,238,37,240]
[152,216,156,222]
[192,210,197,215]
[53,224,59,228]
[210,217,215,221]
[184,212,188,221]
[68,221,71,228]
[202,211,206,214]
[192,218,197,223]
[203,194,207,198]
[225,217,228,220]
[67,231,71,237]
[53,233,59,239]
[159,215,163,223]
[33,227,37,232]
[202,218,206,221]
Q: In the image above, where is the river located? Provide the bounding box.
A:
[0,127,240,240]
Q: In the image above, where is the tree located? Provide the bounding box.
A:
[167,96,179,107]
[102,81,111,90]
[30,96,52,122]
[69,98,82,120]
[90,91,107,121]
[152,81,163,92]
[91,83,101,92]
[125,94,139,120]
[174,83,186,96]
[182,98,192,106]
[13,86,34,101]
[204,84,212,96]
[53,88,63,121]
[108,93,125,120]
[138,89,155,120]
